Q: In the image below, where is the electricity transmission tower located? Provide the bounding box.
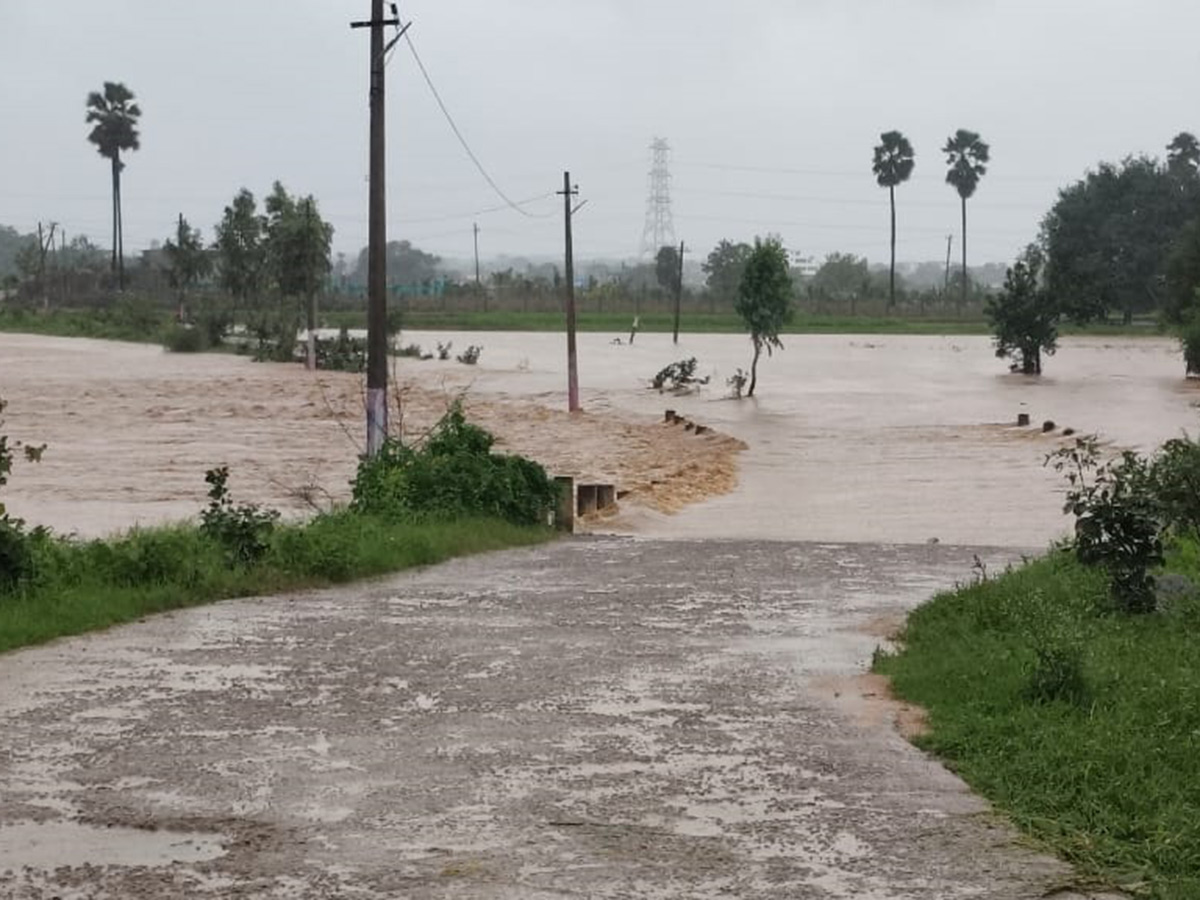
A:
[639,138,676,259]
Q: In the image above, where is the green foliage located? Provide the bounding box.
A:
[264,183,334,303]
[655,245,681,295]
[1146,434,1200,540]
[651,357,700,391]
[1165,221,1200,327]
[163,325,208,353]
[397,343,424,358]
[313,328,366,372]
[878,546,1200,897]
[351,404,559,526]
[1181,312,1200,377]
[456,345,482,365]
[199,466,280,567]
[162,215,211,301]
[1166,131,1200,180]
[985,244,1058,374]
[1047,437,1163,614]
[0,397,47,595]
[702,239,753,304]
[734,237,794,397]
[215,189,266,304]
[1044,156,1200,324]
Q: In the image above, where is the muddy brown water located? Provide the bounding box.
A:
[1,331,1194,547]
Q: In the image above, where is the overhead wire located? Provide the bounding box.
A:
[399,19,555,220]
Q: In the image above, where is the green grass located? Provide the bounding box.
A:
[2,306,1167,342]
[877,544,1200,898]
[0,304,172,344]
[0,513,553,655]
[330,309,1167,337]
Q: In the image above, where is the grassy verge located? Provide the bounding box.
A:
[0,305,172,344]
[332,309,1166,337]
[0,513,553,655]
[876,544,1200,898]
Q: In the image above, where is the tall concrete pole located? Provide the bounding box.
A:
[559,171,579,412]
[352,0,398,455]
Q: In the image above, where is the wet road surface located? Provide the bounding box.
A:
[0,538,1111,899]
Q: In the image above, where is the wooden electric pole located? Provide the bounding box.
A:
[473,222,481,287]
[943,233,954,294]
[673,240,684,345]
[558,171,580,412]
[352,0,401,456]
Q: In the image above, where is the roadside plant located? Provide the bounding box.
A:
[0,397,47,594]
[199,466,280,566]
[1047,437,1163,613]
[351,403,558,526]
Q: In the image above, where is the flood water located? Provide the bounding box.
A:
[2,330,1195,548]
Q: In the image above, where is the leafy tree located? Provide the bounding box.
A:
[872,130,915,310]
[1165,219,1200,325]
[702,239,753,305]
[85,82,141,288]
[1043,156,1198,324]
[985,245,1057,375]
[162,214,211,314]
[352,240,440,286]
[943,129,990,313]
[655,244,681,295]
[734,237,793,397]
[1167,131,1200,180]
[811,252,871,313]
[214,189,266,313]
[263,182,333,368]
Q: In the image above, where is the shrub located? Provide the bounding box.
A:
[163,325,208,353]
[1047,437,1163,614]
[315,327,366,372]
[456,345,482,365]
[652,357,700,391]
[398,343,423,359]
[1148,434,1200,539]
[726,368,748,399]
[199,467,280,566]
[1180,311,1200,376]
[351,403,558,526]
[436,341,452,361]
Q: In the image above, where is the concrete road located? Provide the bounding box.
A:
[0,538,1102,898]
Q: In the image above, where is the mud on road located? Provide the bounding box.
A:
[1,538,1090,898]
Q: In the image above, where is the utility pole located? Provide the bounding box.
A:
[558,171,580,412]
[473,221,485,312]
[673,240,684,345]
[943,233,954,293]
[351,0,402,456]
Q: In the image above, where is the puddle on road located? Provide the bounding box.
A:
[0,820,227,869]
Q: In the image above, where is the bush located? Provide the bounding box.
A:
[1148,434,1200,539]
[351,403,559,526]
[163,325,208,353]
[1047,437,1163,614]
[456,345,482,365]
[1180,312,1200,376]
[199,466,280,566]
[315,327,366,372]
[651,357,701,391]
[436,341,452,361]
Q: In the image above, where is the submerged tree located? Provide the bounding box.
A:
[943,129,990,314]
[734,237,793,397]
[872,130,915,311]
[85,82,141,289]
[985,245,1057,375]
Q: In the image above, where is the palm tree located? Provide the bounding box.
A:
[872,131,915,311]
[85,82,141,289]
[943,129,990,314]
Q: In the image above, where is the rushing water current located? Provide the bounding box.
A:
[2,330,1194,547]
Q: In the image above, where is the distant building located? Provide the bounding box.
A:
[791,253,819,278]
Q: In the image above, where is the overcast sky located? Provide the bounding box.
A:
[1,1,1197,268]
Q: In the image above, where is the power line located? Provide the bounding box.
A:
[401,26,554,220]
